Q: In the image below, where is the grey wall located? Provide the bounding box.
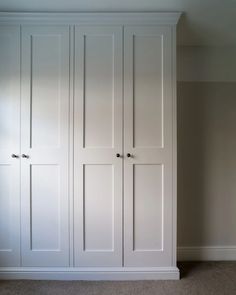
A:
[177,46,236,249]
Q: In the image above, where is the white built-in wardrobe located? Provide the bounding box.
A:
[0,12,180,280]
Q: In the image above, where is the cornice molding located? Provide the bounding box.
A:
[0,12,181,25]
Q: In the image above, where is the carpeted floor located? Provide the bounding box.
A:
[0,262,236,295]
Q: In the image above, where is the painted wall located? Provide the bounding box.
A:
[177,46,236,260]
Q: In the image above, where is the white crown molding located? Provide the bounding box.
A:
[0,266,180,280]
[178,246,236,261]
[0,12,181,25]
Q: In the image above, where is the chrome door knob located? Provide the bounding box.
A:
[22,154,29,159]
[11,154,19,158]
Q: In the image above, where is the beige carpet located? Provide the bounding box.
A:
[0,262,236,295]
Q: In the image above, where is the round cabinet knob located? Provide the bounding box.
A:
[22,154,29,159]
[127,153,131,158]
[11,154,19,158]
[116,153,121,158]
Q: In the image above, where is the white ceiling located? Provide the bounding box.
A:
[0,0,235,46]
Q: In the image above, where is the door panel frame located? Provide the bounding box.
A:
[20,25,70,267]
[123,26,175,267]
[73,26,123,267]
[0,25,21,267]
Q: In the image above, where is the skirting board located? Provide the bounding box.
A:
[0,267,179,280]
[178,246,236,261]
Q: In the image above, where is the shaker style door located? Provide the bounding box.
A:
[0,26,21,267]
[74,26,123,267]
[124,26,174,267]
[21,26,70,266]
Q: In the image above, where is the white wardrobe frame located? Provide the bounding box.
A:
[0,12,181,280]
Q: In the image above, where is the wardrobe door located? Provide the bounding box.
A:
[0,26,21,267]
[21,26,70,266]
[74,26,123,266]
[124,26,174,267]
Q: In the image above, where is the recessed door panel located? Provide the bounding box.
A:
[124,26,173,267]
[83,35,114,148]
[30,35,61,148]
[133,35,163,148]
[133,164,163,251]
[30,165,60,251]
[74,26,122,267]
[0,26,20,267]
[84,165,114,251]
[0,166,12,249]
[21,26,70,267]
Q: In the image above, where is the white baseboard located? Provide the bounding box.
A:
[0,267,180,280]
[178,246,236,261]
